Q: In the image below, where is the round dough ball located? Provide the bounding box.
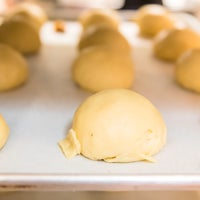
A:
[0,44,28,91]
[136,4,175,37]
[0,114,9,150]
[175,49,200,92]
[78,25,131,53]
[0,17,41,54]
[79,9,120,31]
[59,89,167,162]
[72,46,134,92]
[7,2,47,31]
[154,28,200,62]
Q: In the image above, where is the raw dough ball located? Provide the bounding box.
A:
[59,89,167,163]
[7,2,47,31]
[175,49,200,92]
[0,44,28,91]
[78,25,131,53]
[154,28,200,62]
[79,9,120,31]
[136,4,175,37]
[0,17,41,54]
[0,114,9,150]
[72,46,134,92]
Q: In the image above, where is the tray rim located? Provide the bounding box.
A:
[1,174,200,191]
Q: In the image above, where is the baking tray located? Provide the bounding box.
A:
[1,13,200,191]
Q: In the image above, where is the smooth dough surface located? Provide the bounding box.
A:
[136,4,175,37]
[0,17,41,54]
[72,46,134,92]
[153,28,200,62]
[79,9,120,31]
[7,2,47,31]
[0,44,28,91]
[0,114,9,150]
[59,89,167,163]
[78,25,131,53]
[175,49,200,93]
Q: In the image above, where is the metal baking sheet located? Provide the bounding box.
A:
[1,13,200,191]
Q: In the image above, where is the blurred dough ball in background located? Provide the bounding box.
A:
[5,2,47,31]
[0,114,9,150]
[78,25,131,53]
[0,43,28,91]
[79,9,120,31]
[135,4,175,38]
[175,49,200,93]
[72,46,134,92]
[153,28,200,62]
[59,89,167,163]
[0,17,41,54]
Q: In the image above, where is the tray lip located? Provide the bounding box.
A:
[1,174,200,191]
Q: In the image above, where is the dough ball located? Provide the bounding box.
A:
[79,9,120,31]
[0,17,41,54]
[153,28,200,62]
[59,89,167,163]
[6,2,47,31]
[72,46,134,92]
[0,44,28,91]
[175,49,200,93]
[78,25,131,53]
[136,4,175,37]
[0,114,9,150]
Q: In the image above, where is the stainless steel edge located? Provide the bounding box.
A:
[0,174,200,191]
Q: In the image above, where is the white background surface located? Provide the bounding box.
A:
[0,15,200,189]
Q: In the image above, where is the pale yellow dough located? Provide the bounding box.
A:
[175,49,200,93]
[153,28,200,62]
[0,44,28,91]
[72,46,134,92]
[135,4,175,37]
[0,114,9,150]
[6,2,47,31]
[0,17,41,54]
[78,25,131,53]
[79,9,120,31]
[59,89,167,163]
